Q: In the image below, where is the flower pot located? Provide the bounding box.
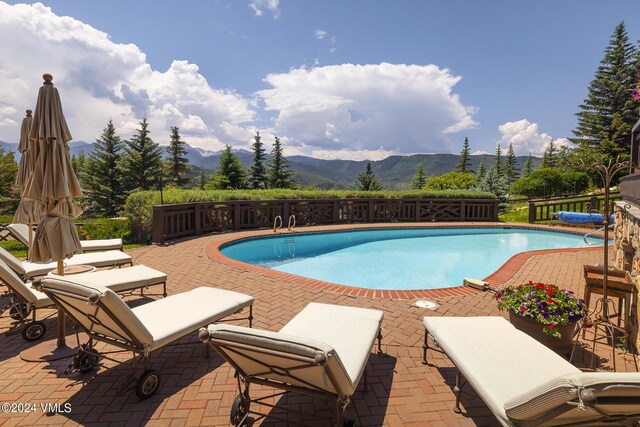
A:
[508,311,577,356]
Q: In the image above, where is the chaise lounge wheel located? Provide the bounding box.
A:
[10,303,29,320]
[21,321,46,342]
[230,394,250,426]
[74,347,100,373]
[135,370,160,400]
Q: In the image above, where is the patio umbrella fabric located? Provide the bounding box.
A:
[13,109,42,226]
[24,74,83,263]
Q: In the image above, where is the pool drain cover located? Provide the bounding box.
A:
[414,300,438,310]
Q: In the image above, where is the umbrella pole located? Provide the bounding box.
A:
[56,260,66,347]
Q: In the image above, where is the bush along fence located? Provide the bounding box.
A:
[527,192,621,223]
[152,197,499,243]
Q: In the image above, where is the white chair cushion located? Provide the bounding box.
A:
[280,302,383,391]
[0,246,26,275]
[423,316,580,425]
[21,250,132,278]
[80,239,123,252]
[132,286,254,351]
[7,223,30,246]
[61,265,166,293]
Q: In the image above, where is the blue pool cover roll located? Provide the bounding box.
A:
[557,211,614,224]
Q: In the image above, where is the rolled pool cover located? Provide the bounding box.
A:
[556,211,614,224]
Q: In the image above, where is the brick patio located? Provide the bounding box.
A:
[0,222,637,426]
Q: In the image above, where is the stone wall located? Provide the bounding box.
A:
[613,201,640,350]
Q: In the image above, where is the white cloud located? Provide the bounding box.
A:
[315,29,327,40]
[249,0,280,18]
[497,119,571,156]
[256,63,477,157]
[0,2,254,151]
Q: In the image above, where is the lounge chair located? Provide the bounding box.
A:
[0,246,132,280]
[422,316,640,426]
[34,276,254,399]
[0,258,167,342]
[199,302,384,426]
[8,223,123,252]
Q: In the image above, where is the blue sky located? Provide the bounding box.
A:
[0,0,638,160]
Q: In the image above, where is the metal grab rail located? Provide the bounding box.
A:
[287,215,296,231]
[273,215,283,233]
[584,223,614,246]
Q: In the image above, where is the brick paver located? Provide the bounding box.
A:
[0,222,635,426]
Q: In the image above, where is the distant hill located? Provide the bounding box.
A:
[0,140,541,190]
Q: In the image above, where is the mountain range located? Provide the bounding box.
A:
[0,140,540,190]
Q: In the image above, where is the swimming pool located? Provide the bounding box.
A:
[220,227,603,290]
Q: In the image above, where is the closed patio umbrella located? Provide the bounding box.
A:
[13,109,41,257]
[20,73,83,358]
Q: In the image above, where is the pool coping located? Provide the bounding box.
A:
[203,222,605,300]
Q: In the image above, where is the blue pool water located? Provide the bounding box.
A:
[221,227,603,290]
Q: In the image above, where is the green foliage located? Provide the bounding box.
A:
[208,145,246,190]
[0,148,20,213]
[165,126,190,188]
[121,117,163,192]
[71,151,89,188]
[76,218,131,242]
[570,21,640,158]
[476,159,486,181]
[353,162,383,191]
[248,131,268,189]
[455,137,472,172]
[493,143,502,176]
[510,168,590,198]
[267,136,296,189]
[0,240,27,259]
[540,139,558,169]
[124,188,496,243]
[479,166,510,211]
[504,143,520,185]
[411,163,427,189]
[523,153,533,177]
[424,171,477,190]
[83,119,127,217]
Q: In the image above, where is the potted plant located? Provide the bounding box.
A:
[496,281,589,355]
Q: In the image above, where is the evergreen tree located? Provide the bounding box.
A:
[412,163,427,189]
[0,148,18,197]
[455,137,472,173]
[479,165,510,211]
[353,162,383,191]
[248,131,268,189]
[570,21,640,158]
[83,120,127,217]
[267,136,296,189]
[71,151,89,188]
[198,167,207,190]
[504,142,520,185]
[165,126,190,188]
[540,139,558,169]
[209,145,246,189]
[121,118,163,192]
[476,159,486,181]
[523,152,533,177]
[493,143,502,176]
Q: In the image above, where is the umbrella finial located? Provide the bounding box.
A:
[26,109,32,117]
[43,73,53,84]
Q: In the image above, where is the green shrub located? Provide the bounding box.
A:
[560,171,590,195]
[510,168,563,198]
[424,172,477,191]
[124,188,497,243]
[76,218,131,243]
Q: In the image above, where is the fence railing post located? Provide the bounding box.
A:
[233,201,240,230]
[528,200,536,223]
[152,205,165,244]
[194,203,202,236]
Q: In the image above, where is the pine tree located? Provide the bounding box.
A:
[570,21,640,158]
[248,131,268,189]
[523,152,533,177]
[504,142,520,185]
[479,165,510,211]
[83,120,127,217]
[412,163,427,189]
[493,143,502,176]
[540,139,558,169]
[121,117,163,192]
[476,159,486,181]
[353,162,383,191]
[210,145,246,189]
[455,137,472,173]
[198,167,207,190]
[0,148,18,198]
[267,136,296,189]
[165,126,190,188]
[71,151,89,188]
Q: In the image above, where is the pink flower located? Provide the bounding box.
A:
[548,323,555,329]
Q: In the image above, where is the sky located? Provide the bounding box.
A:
[0,1,638,160]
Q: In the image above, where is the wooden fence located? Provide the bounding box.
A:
[152,197,499,243]
[527,192,621,223]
